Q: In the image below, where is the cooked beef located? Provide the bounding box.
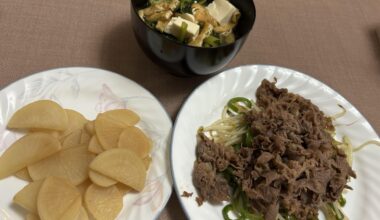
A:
[181,191,193,198]
[192,79,355,220]
[196,196,204,206]
[193,159,231,203]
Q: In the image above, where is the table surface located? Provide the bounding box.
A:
[1,0,380,219]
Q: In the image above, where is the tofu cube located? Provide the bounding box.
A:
[206,0,239,24]
[164,17,200,39]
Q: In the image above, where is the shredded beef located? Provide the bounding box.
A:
[196,196,204,206]
[181,191,193,198]
[193,79,355,220]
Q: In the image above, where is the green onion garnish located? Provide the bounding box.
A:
[227,97,253,114]
[204,35,221,47]
[222,204,234,220]
[179,0,193,13]
[178,22,188,42]
[338,195,346,207]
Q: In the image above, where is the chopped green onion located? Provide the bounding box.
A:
[204,35,221,47]
[227,97,253,114]
[222,189,264,220]
[145,20,157,29]
[204,43,212,48]
[180,0,194,13]
[222,167,238,188]
[233,143,241,150]
[222,33,235,45]
[178,22,188,42]
[231,190,243,215]
[338,195,346,207]
[222,204,234,220]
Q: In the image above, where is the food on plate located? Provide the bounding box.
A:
[181,191,193,197]
[28,145,95,185]
[90,148,147,191]
[0,133,61,179]
[29,129,60,138]
[80,129,92,145]
[95,109,141,150]
[61,129,83,149]
[15,167,33,181]
[13,180,44,214]
[89,170,117,187]
[116,183,132,195]
[195,196,203,206]
[26,213,39,220]
[95,114,128,150]
[37,176,82,220]
[118,126,152,158]
[84,121,95,135]
[61,109,88,137]
[138,0,240,47]
[142,156,153,170]
[77,179,92,196]
[0,100,154,220]
[88,135,105,154]
[192,79,366,220]
[101,109,140,126]
[84,184,123,220]
[60,197,82,220]
[7,100,68,130]
[77,207,89,220]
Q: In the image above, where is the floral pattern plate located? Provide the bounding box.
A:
[0,67,172,220]
[171,65,380,220]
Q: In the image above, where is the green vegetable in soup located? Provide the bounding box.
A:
[178,22,188,42]
[203,35,220,47]
[140,0,240,47]
[179,0,194,13]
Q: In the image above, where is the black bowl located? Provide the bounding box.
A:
[131,0,256,76]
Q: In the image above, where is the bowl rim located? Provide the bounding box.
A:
[130,0,256,49]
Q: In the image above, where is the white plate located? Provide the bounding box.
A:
[0,67,173,220]
[171,65,380,220]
